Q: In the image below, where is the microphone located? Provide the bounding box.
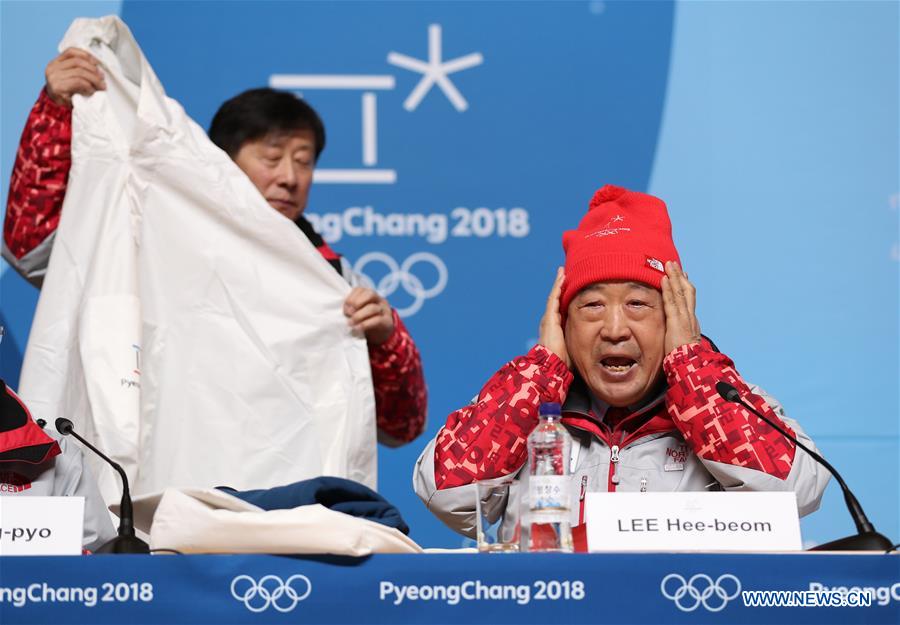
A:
[715,381,892,551]
[55,418,149,554]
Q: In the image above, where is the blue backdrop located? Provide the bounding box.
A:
[1,0,897,550]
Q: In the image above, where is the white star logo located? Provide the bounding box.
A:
[612,214,624,223]
[387,24,484,112]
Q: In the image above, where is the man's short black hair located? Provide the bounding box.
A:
[208,88,326,161]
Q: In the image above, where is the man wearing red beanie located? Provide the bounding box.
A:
[414,184,829,549]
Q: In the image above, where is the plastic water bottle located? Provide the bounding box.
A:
[525,402,573,552]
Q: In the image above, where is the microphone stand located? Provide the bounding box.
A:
[55,418,149,554]
[715,381,892,551]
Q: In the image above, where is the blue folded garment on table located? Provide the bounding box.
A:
[218,476,410,535]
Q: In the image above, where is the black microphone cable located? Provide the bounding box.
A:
[715,380,892,551]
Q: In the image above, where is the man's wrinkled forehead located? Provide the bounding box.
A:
[574,280,658,299]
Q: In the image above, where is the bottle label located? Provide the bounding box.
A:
[528,475,570,522]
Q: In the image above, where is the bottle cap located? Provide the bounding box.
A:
[538,402,562,416]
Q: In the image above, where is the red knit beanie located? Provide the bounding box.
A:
[560,184,680,317]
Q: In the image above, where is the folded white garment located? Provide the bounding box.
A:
[120,488,422,556]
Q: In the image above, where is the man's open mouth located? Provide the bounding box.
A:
[600,356,637,373]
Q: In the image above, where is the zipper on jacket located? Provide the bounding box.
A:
[578,475,589,525]
[608,445,620,491]
[640,477,647,492]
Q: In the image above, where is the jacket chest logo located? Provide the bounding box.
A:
[665,445,688,464]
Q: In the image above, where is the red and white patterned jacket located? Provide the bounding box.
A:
[414,340,829,547]
[3,90,427,445]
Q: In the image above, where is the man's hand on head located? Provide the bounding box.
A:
[661,261,702,355]
[344,287,395,346]
[45,48,106,107]
[538,267,572,369]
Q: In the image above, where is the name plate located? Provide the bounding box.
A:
[585,492,801,552]
[0,496,84,555]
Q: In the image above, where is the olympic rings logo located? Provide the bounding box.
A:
[230,574,312,612]
[352,251,448,317]
[660,573,741,612]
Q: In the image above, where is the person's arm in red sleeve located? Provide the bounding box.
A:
[433,344,573,489]
[664,341,796,478]
[2,89,73,285]
[412,344,571,537]
[343,286,430,446]
[3,48,105,286]
[434,267,573,489]
[368,309,428,445]
[659,261,798,478]
[659,262,828,517]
